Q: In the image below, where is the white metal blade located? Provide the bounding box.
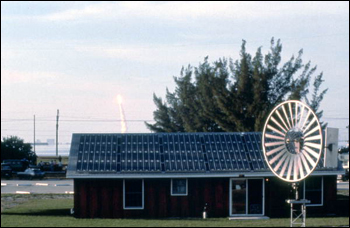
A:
[267,125,286,137]
[282,105,292,129]
[304,146,320,159]
[297,156,305,179]
[302,150,317,167]
[304,142,322,151]
[304,126,321,138]
[295,102,299,127]
[298,105,305,129]
[271,117,288,133]
[265,141,285,147]
[289,102,294,127]
[293,156,299,181]
[286,156,294,181]
[274,153,289,172]
[300,153,311,174]
[269,149,287,165]
[300,109,311,130]
[280,155,291,177]
[304,135,322,142]
[266,134,285,141]
[266,145,286,156]
[276,110,290,132]
[303,117,317,134]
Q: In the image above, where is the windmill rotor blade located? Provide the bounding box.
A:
[286,156,294,181]
[262,100,323,183]
[276,110,290,132]
[302,150,317,167]
[282,105,292,129]
[271,117,288,133]
[300,153,311,174]
[267,125,285,137]
[280,155,291,177]
[304,135,322,142]
[274,153,290,172]
[298,105,305,129]
[303,117,317,134]
[293,156,299,181]
[304,145,321,159]
[266,134,285,141]
[269,149,288,165]
[265,141,285,147]
[304,126,321,138]
[300,109,311,130]
[304,142,322,151]
[289,102,294,127]
[266,145,286,156]
[295,102,299,127]
[298,156,305,179]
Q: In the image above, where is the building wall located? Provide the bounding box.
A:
[265,176,337,218]
[74,176,337,218]
[74,178,229,218]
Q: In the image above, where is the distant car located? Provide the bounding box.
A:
[17,168,45,180]
[2,159,28,172]
[1,165,12,179]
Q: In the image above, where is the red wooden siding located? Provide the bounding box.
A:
[74,178,229,218]
[74,176,337,218]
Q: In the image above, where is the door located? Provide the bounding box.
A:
[230,178,264,216]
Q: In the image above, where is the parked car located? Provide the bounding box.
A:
[2,159,28,172]
[1,165,12,179]
[17,168,45,180]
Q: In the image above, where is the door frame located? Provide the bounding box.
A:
[229,178,265,217]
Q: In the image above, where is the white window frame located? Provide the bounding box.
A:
[123,179,144,210]
[229,178,265,217]
[171,178,188,196]
[303,176,324,207]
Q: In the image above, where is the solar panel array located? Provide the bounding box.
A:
[74,133,270,174]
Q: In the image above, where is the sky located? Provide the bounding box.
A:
[1,1,349,147]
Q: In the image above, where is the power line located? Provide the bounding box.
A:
[1,119,155,123]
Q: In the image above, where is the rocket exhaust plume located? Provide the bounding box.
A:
[116,95,127,133]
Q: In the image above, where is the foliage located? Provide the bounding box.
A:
[1,135,36,164]
[146,38,328,133]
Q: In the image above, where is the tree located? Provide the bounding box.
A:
[1,136,36,164]
[146,38,328,133]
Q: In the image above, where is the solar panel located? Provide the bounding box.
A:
[72,132,286,175]
[242,133,268,171]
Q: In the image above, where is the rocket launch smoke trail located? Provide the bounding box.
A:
[117,95,127,133]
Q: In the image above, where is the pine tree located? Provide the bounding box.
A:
[145,38,328,133]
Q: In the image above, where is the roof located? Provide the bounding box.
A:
[67,132,336,179]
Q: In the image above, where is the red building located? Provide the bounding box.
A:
[67,132,340,218]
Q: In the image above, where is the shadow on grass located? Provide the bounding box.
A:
[2,209,72,217]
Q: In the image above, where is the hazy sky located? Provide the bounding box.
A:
[1,1,349,146]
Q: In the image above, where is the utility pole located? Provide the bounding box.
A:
[33,115,36,154]
[347,125,349,146]
[56,109,59,157]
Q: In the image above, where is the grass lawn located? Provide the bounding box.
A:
[1,195,349,227]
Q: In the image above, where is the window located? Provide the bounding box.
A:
[123,179,144,209]
[305,176,323,206]
[300,176,323,207]
[171,179,188,196]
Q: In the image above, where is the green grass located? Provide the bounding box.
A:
[1,196,349,227]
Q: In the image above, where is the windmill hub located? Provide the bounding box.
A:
[285,129,304,155]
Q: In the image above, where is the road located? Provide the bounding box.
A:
[1,179,74,194]
[337,181,349,190]
[1,179,349,194]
